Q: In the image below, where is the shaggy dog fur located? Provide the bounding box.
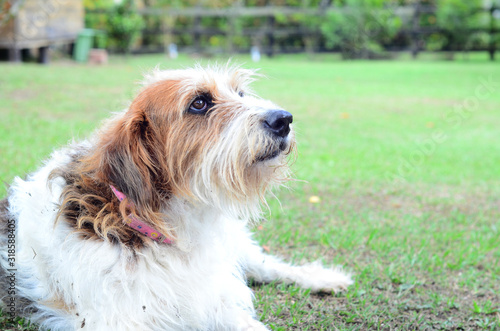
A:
[0,65,352,330]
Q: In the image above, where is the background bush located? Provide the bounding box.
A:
[320,0,402,59]
[83,0,499,58]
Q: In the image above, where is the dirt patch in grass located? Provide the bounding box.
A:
[254,281,500,330]
[9,88,40,102]
[253,181,500,330]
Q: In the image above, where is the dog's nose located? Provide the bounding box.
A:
[263,110,293,138]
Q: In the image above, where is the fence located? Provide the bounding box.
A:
[91,2,500,60]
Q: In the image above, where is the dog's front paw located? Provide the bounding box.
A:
[294,261,353,293]
[236,311,269,331]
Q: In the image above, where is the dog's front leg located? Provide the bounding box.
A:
[229,310,269,331]
[243,240,353,293]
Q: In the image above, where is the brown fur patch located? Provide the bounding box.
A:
[50,153,148,248]
[39,291,74,314]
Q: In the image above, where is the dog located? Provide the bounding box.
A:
[0,65,353,330]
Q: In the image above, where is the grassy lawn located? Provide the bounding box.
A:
[1,54,499,330]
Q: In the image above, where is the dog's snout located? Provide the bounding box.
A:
[263,110,293,138]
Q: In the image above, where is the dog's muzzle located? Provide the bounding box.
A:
[256,109,293,162]
[263,110,293,138]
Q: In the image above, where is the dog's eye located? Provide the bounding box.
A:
[238,91,244,97]
[189,97,209,114]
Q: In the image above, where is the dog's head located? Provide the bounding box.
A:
[92,65,295,219]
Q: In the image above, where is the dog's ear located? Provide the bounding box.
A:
[105,112,153,206]
[86,79,186,211]
[91,98,167,211]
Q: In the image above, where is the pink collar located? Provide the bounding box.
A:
[110,185,173,244]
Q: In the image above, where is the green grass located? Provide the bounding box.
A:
[1,53,499,330]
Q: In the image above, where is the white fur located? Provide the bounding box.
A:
[1,67,353,330]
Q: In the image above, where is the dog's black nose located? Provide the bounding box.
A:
[263,110,293,138]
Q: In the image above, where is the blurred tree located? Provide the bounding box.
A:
[81,0,497,58]
[436,0,484,53]
[84,0,113,33]
[320,0,402,59]
[83,0,113,9]
[106,0,145,53]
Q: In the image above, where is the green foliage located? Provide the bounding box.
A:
[467,31,490,50]
[85,0,144,53]
[83,0,113,9]
[320,0,402,59]
[436,0,485,51]
[83,0,497,56]
[84,0,113,31]
[106,0,145,53]
[426,33,447,51]
[145,0,234,8]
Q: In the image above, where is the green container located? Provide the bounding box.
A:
[73,29,96,62]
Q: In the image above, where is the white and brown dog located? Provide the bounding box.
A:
[0,65,352,330]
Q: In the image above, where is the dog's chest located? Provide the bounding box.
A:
[119,222,252,329]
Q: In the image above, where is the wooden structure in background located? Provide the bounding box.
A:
[136,2,498,60]
[0,0,84,63]
[140,3,332,56]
